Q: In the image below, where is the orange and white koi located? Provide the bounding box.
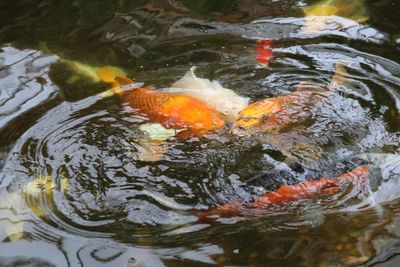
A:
[164,67,249,120]
[119,87,225,139]
[94,65,227,139]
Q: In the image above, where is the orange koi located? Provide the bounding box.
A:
[120,88,225,139]
[235,90,327,132]
[96,66,225,139]
[256,39,273,66]
[198,165,369,221]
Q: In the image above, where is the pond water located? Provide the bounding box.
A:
[0,0,400,266]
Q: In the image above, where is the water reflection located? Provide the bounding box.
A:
[0,0,400,266]
[0,46,59,128]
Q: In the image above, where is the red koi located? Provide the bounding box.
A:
[256,38,273,66]
[198,165,369,221]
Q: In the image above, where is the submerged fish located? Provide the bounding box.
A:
[234,63,347,133]
[355,153,400,205]
[303,0,368,22]
[118,87,226,139]
[95,66,227,139]
[235,89,327,133]
[58,58,132,86]
[198,165,369,221]
[303,0,369,34]
[0,174,69,241]
[256,39,273,66]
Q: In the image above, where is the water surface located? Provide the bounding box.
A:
[0,0,400,266]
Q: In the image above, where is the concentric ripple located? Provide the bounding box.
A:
[1,39,399,238]
[0,2,400,266]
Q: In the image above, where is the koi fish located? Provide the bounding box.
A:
[235,89,327,132]
[39,40,132,87]
[0,174,69,241]
[118,87,225,139]
[198,165,369,221]
[303,0,368,22]
[256,39,273,66]
[95,66,226,139]
[58,57,132,86]
[355,153,400,205]
[303,0,368,34]
[234,62,347,133]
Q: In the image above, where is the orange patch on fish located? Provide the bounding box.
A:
[198,165,369,221]
[235,90,327,132]
[121,88,225,138]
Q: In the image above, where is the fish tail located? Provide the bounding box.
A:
[98,83,145,99]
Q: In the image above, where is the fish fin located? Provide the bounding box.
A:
[98,87,120,98]
[140,123,182,141]
[329,61,349,91]
[295,61,348,92]
[98,86,129,98]
[136,140,167,162]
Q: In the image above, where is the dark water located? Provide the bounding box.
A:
[1,0,400,266]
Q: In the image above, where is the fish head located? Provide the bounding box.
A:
[96,65,133,86]
[235,98,283,129]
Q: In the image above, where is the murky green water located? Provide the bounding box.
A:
[1,0,400,266]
